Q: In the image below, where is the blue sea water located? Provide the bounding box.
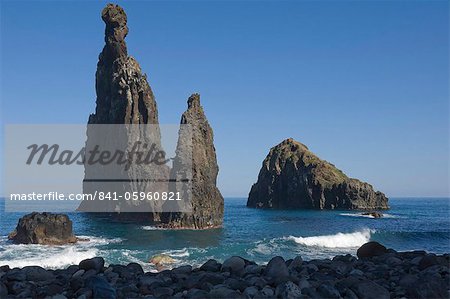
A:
[0,198,449,271]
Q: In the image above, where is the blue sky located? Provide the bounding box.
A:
[1,0,448,197]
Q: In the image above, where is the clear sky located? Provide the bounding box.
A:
[1,0,449,197]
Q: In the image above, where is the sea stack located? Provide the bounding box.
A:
[163,94,224,229]
[88,3,160,125]
[79,4,168,217]
[8,212,78,245]
[247,138,388,210]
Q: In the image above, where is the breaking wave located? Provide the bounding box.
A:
[0,236,123,269]
[287,229,373,248]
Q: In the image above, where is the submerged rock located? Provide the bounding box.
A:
[8,212,77,245]
[247,138,388,210]
[162,94,224,229]
[149,254,176,266]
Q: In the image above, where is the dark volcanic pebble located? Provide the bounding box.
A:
[0,242,449,299]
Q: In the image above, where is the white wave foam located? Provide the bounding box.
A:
[160,248,190,257]
[247,237,284,256]
[340,213,376,219]
[141,226,166,230]
[252,243,273,255]
[379,213,399,219]
[288,229,373,248]
[0,246,98,269]
[0,235,122,269]
[77,236,123,246]
[340,213,399,219]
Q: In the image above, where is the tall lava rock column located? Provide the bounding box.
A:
[163,94,224,229]
[79,4,168,217]
[89,4,160,126]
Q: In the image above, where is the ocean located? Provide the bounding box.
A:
[0,197,449,272]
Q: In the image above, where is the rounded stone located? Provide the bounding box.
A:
[200,259,221,272]
[288,256,303,271]
[0,282,7,298]
[357,242,387,259]
[418,254,439,270]
[264,256,289,281]
[221,256,246,275]
[275,281,302,299]
[72,269,85,279]
[79,257,105,273]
